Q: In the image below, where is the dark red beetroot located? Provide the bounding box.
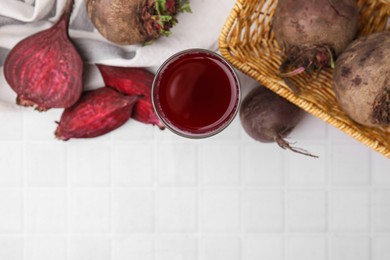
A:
[272,0,359,93]
[240,86,317,157]
[3,0,83,111]
[55,87,140,140]
[97,64,165,129]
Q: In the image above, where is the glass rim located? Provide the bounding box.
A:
[151,48,241,139]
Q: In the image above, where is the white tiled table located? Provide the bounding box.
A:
[0,67,390,260]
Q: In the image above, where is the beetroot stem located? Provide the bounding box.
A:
[63,0,75,17]
[55,0,74,30]
[279,60,300,94]
[325,46,335,69]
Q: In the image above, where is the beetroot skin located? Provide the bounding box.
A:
[272,0,359,92]
[97,64,165,129]
[240,86,317,157]
[55,87,140,140]
[3,0,83,111]
[86,0,190,45]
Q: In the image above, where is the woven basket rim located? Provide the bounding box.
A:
[219,0,390,159]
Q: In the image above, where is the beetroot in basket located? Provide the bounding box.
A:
[333,31,390,128]
[272,0,359,93]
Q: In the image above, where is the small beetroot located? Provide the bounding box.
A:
[3,0,83,111]
[240,86,317,157]
[97,64,165,129]
[55,87,140,140]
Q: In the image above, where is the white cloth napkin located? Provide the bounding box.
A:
[0,0,259,109]
[0,0,237,67]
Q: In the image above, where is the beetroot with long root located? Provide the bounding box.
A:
[240,86,318,158]
[97,64,165,129]
[272,0,359,93]
[3,0,83,111]
[333,31,390,128]
[86,0,191,45]
[55,87,141,140]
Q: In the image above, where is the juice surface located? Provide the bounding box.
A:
[154,51,239,135]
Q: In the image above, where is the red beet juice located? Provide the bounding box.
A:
[152,49,240,138]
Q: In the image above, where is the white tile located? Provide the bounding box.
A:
[25,143,66,186]
[156,189,197,233]
[331,236,370,260]
[237,73,259,98]
[24,190,67,233]
[290,115,328,140]
[24,238,66,260]
[372,152,390,185]
[113,237,153,260]
[111,120,155,140]
[0,191,23,233]
[0,238,23,260]
[207,117,241,140]
[373,236,390,260]
[70,190,111,233]
[68,143,110,186]
[244,236,284,260]
[157,142,197,186]
[329,126,356,141]
[243,190,284,232]
[286,236,327,260]
[155,236,197,260]
[155,126,182,141]
[286,144,327,185]
[243,144,283,186]
[0,110,22,140]
[199,144,240,186]
[287,191,327,232]
[331,144,371,185]
[69,238,110,260]
[112,143,154,187]
[0,143,22,186]
[200,190,240,233]
[23,110,62,140]
[374,190,390,232]
[330,191,370,232]
[200,237,240,260]
[113,190,154,233]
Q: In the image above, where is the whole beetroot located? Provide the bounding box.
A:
[272,0,359,92]
[3,0,83,111]
[333,31,390,128]
[86,0,191,45]
[240,86,317,157]
[55,87,140,140]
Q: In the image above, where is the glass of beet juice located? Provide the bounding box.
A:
[152,49,241,138]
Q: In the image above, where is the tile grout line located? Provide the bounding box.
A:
[282,149,288,260]
[109,136,114,260]
[369,150,374,260]
[326,125,332,260]
[196,141,201,260]
[21,110,26,260]
[66,141,71,260]
[239,140,244,260]
[153,128,158,260]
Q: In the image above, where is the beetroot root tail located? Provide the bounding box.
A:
[274,134,319,158]
[279,60,301,94]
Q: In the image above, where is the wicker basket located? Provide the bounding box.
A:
[219,0,390,158]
